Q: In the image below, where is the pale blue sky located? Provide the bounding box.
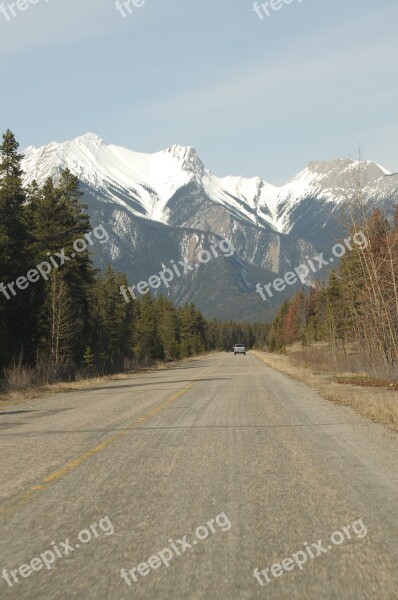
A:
[1,0,397,183]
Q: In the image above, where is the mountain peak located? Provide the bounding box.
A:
[74,132,105,146]
[285,158,390,192]
[162,144,204,177]
[163,143,196,157]
[306,158,354,173]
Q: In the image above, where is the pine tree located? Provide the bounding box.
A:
[134,294,164,363]
[178,303,206,357]
[90,265,135,373]
[30,170,96,365]
[0,130,32,366]
[83,346,96,377]
[156,296,180,359]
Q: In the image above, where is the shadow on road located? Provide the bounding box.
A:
[77,378,227,393]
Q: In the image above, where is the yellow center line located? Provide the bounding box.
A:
[0,373,213,518]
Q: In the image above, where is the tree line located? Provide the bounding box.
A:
[0,130,268,387]
[267,188,398,371]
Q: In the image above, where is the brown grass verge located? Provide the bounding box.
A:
[251,349,398,433]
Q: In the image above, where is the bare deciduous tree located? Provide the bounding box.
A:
[46,271,76,366]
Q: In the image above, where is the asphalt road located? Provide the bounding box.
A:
[0,353,397,599]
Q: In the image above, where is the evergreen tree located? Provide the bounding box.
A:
[134,294,164,363]
[0,130,32,365]
[156,296,180,359]
[90,265,134,373]
[178,303,206,357]
[26,169,96,365]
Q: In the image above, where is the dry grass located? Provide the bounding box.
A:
[333,375,398,389]
[2,361,35,392]
[252,348,398,433]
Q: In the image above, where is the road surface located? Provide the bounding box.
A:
[0,353,397,599]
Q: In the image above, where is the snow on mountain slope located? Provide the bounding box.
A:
[22,133,394,236]
[23,134,204,225]
[20,133,297,233]
[202,173,281,230]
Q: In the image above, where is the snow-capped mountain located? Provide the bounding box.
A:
[23,133,280,231]
[21,134,398,321]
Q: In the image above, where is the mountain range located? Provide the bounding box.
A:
[21,133,398,321]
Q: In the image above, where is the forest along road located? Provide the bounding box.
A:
[0,353,397,599]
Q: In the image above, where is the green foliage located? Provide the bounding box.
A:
[0,130,33,363]
[83,346,95,367]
